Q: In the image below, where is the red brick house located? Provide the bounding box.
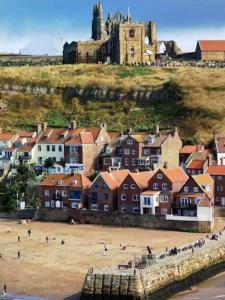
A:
[141,167,188,215]
[179,145,199,166]
[88,170,130,211]
[207,165,225,206]
[172,174,214,220]
[117,171,154,214]
[39,173,91,209]
[184,146,211,175]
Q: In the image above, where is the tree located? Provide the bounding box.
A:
[0,183,20,212]
[44,158,54,173]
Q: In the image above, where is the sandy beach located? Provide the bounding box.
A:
[0,220,205,299]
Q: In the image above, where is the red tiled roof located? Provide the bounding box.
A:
[66,132,94,145]
[40,173,91,187]
[179,145,197,154]
[0,133,15,141]
[187,160,205,170]
[130,171,155,189]
[199,40,225,52]
[161,167,189,183]
[18,130,35,138]
[207,165,225,176]
[98,170,130,189]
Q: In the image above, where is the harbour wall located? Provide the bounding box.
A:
[81,244,225,300]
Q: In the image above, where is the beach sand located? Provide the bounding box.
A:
[0,220,204,300]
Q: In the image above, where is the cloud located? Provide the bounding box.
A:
[1,24,225,55]
[159,26,225,52]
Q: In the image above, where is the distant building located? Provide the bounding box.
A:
[195,40,225,61]
[63,2,158,65]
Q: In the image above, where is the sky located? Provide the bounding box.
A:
[0,0,225,55]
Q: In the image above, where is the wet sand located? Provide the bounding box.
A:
[172,272,225,299]
[0,220,204,299]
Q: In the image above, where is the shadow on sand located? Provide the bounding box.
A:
[64,292,81,300]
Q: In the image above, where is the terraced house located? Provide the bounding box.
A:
[100,126,182,172]
[88,170,130,211]
[207,166,225,207]
[39,173,91,209]
[170,174,214,222]
[140,167,188,216]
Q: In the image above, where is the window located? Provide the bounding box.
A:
[52,145,55,152]
[44,189,50,196]
[162,183,168,190]
[69,190,81,201]
[82,49,88,59]
[221,185,224,192]
[56,190,61,199]
[93,48,97,59]
[47,145,50,152]
[216,197,220,203]
[133,207,140,214]
[91,192,98,203]
[181,198,189,207]
[132,149,136,155]
[59,145,62,152]
[92,204,98,211]
[193,187,199,193]
[153,183,158,190]
[131,184,136,189]
[156,148,161,155]
[38,157,42,164]
[132,158,136,166]
[104,193,109,201]
[144,197,151,206]
[104,158,111,166]
[123,184,128,189]
[38,145,41,152]
[160,195,168,203]
[51,200,55,208]
[71,203,78,209]
[104,205,109,211]
[132,195,139,201]
[218,176,222,180]
[121,194,126,201]
[157,173,162,180]
[161,208,168,215]
[121,207,126,213]
[45,201,50,208]
[130,46,135,58]
[61,190,67,197]
[184,186,189,192]
[127,139,133,145]
[125,158,129,166]
[63,203,68,208]
[124,149,130,155]
[129,29,135,38]
[143,149,150,155]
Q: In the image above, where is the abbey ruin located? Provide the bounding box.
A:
[63,2,159,65]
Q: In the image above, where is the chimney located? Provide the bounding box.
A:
[155,124,160,136]
[70,120,77,130]
[42,122,48,131]
[100,123,107,129]
[127,128,132,135]
[37,123,42,134]
[0,128,2,134]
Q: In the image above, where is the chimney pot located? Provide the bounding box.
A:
[42,122,48,131]
[71,120,77,130]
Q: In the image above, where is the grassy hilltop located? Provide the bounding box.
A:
[0,64,225,143]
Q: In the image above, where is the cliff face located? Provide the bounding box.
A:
[81,244,225,300]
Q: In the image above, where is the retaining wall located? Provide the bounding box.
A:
[34,209,213,233]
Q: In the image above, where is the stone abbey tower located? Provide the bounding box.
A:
[63,2,158,65]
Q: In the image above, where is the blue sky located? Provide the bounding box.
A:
[0,0,224,55]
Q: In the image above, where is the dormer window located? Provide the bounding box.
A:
[147,136,155,145]
[127,139,133,145]
[106,147,112,154]
[58,180,63,185]
[72,180,78,185]
[157,173,162,180]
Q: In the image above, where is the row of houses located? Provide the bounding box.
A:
[38,166,217,222]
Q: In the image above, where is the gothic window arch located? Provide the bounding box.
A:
[129,29,135,38]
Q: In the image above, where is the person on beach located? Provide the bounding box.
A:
[0,252,3,260]
[18,236,20,243]
[3,284,7,297]
[28,229,31,237]
[17,251,20,259]
[61,240,65,245]
[46,236,49,243]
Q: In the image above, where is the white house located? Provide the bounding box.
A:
[140,191,160,215]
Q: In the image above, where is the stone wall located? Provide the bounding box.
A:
[0,209,35,220]
[0,55,62,67]
[34,209,213,233]
[81,245,225,300]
